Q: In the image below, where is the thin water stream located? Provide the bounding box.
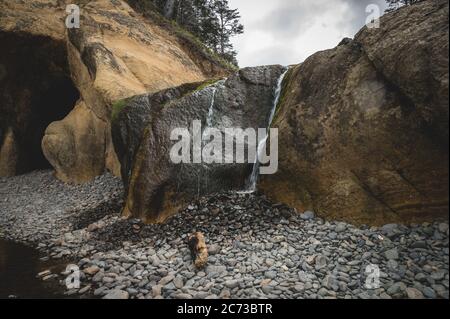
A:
[246,68,289,192]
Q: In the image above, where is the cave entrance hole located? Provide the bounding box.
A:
[0,32,80,174]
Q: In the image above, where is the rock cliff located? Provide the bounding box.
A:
[260,0,449,225]
[112,65,285,223]
[0,0,230,182]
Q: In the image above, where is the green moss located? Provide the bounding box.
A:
[273,67,295,123]
[179,78,222,100]
[111,98,129,122]
[194,78,222,92]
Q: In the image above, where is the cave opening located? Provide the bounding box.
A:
[0,32,80,175]
[26,76,80,171]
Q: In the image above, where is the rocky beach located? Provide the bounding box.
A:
[1,170,448,299]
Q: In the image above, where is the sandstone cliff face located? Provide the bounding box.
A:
[0,0,229,182]
[260,0,449,225]
[112,65,285,223]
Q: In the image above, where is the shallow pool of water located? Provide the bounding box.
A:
[0,239,69,299]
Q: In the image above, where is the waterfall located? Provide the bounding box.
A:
[200,81,222,195]
[246,68,289,193]
[206,86,218,128]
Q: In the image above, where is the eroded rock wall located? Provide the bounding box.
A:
[0,0,230,182]
[260,0,449,225]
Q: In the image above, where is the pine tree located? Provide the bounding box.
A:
[211,0,243,61]
[127,0,243,66]
[195,1,221,49]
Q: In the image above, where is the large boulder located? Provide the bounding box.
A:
[260,0,449,225]
[0,0,230,182]
[112,81,206,191]
[112,65,285,223]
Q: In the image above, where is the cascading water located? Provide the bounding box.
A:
[199,81,223,196]
[206,85,218,128]
[204,80,226,129]
[246,68,289,193]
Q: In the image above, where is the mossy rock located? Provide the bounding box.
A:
[111,98,130,122]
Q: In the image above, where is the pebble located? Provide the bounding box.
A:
[224,280,240,289]
[78,285,91,294]
[84,265,100,275]
[438,223,448,233]
[94,287,107,296]
[430,270,446,281]
[152,285,163,297]
[159,275,174,286]
[411,241,427,249]
[206,265,226,275]
[384,248,399,260]
[387,282,406,295]
[300,211,315,220]
[208,244,221,255]
[294,283,305,292]
[381,224,400,238]
[335,223,347,233]
[173,276,184,289]
[315,255,328,270]
[265,258,275,267]
[422,287,437,299]
[103,290,129,300]
[264,271,277,279]
[406,287,424,299]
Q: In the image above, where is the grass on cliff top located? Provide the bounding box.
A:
[179,78,223,99]
[194,78,222,92]
[159,78,223,108]
[125,1,238,73]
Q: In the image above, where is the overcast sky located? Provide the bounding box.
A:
[228,0,388,67]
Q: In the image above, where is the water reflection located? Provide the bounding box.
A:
[0,240,69,299]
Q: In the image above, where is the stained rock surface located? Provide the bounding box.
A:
[260,0,449,225]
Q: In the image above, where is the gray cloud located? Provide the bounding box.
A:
[340,0,388,33]
[245,46,302,67]
[229,0,388,67]
[253,2,325,40]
